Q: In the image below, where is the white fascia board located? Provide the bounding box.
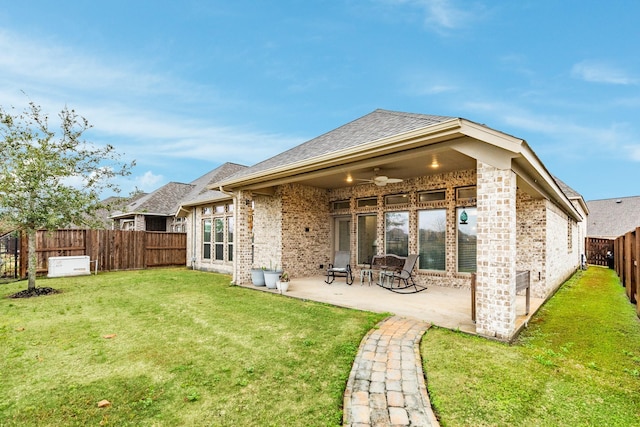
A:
[455,120,583,221]
[513,150,583,221]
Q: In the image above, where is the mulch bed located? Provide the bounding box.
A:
[8,287,61,299]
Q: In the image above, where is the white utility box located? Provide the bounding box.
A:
[48,256,91,278]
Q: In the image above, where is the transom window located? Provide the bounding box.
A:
[385,194,409,205]
[357,197,377,208]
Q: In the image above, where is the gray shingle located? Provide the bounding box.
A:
[225,109,454,181]
[586,196,640,238]
[182,162,248,205]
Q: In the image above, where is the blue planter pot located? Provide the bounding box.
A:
[264,270,283,289]
[251,269,265,286]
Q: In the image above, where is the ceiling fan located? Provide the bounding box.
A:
[356,168,403,187]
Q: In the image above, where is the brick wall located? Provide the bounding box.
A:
[475,162,517,340]
[252,193,283,271]
[281,183,331,277]
[545,201,580,296]
[516,192,547,298]
[329,168,477,288]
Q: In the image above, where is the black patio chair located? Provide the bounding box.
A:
[379,254,425,293]
[325,251,353,285]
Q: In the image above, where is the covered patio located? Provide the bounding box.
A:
[242,277,544,337]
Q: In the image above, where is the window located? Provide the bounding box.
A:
[418,209,446,270]
[385,194,409,205]
[332,200,350,210]
[203,219,212,259]
[214,218,224,260]
[456,186,477,203]
[357,215,377,264]
[418,190,446,202]
[227,204,234,213]
[457,207,477,272]
[357,197,377,208]
[228,217,234,262]
[214,205,225,214]
[385,211,409,257]
[202,207,212,215]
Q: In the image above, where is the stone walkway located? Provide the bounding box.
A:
[343,316,439,427]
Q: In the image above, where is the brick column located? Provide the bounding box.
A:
[475,162,517,340]
[234,190,253,285]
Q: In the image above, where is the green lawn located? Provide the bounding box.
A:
[3,266,639,426]
[422,266,640,427]
[0,269,385,426]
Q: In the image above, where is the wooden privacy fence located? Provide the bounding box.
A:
[585,237,614,267]
[613,227,640,317]
[20,229,186,276]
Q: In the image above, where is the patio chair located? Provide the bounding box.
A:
[379,254,425,293]
[325,251,353,285]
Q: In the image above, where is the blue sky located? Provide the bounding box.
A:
[1,1,638,201]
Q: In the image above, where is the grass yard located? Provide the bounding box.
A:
[0,268,386,426]
[422,266,640,427]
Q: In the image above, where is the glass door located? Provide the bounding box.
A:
[334,217,351,253]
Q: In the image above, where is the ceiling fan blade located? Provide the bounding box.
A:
[386,178,403,184]
[373,175,389,183]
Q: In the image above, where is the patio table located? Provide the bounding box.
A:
[359,268,374,286]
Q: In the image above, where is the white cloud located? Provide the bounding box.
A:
[133,171,164,192]
[571,61,638,85]
[462,100,636,159]
[382,0,486,34]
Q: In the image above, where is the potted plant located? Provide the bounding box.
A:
[277,272,290,293]
[264,265,283,289]
[250,267,266,287]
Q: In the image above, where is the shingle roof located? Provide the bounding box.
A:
[586,196,640,239]
[552,175,581,199]
[182,162,248,205]
[115,182,194,217]
[224,109,455,181]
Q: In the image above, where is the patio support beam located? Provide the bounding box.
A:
[475,161,518,340]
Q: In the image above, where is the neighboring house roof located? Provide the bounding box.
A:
[111,182,194,219]
[586,196,640,239]
[181,162,248,208]
[224,109,454,181]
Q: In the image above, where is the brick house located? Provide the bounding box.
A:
[112,162,246,234]
[212,109,587,340]
[175,162,247,273]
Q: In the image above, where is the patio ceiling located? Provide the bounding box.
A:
[245,140,478,192]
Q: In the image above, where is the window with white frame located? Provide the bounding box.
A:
[214,218,224,261]
[203,219,212,259]
[227,217,234,262]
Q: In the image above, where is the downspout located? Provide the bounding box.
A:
[191,208,197,270]
[219,186,238,284]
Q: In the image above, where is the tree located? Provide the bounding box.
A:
[0,101,135,291]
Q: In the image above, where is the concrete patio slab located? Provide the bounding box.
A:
[242,276,544,336]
